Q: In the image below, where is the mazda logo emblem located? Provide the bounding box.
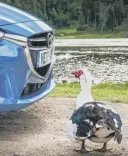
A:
[47,33,54,48]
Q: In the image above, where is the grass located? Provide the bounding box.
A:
[55,28,128,39]
[49,82,128,103]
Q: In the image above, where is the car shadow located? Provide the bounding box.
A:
[0,108,46,140]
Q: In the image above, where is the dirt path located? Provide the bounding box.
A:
[0,98,128,156]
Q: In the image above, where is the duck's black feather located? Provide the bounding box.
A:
[76,121,93,137]
[71,101,122,139]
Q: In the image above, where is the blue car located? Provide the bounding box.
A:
[0,2,56,112]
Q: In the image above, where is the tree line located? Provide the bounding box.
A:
[1,0,128,33]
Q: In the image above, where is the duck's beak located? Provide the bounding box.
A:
[72,71,79,78]
[72,71,77,75]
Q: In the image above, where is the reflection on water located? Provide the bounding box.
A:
[53,50,128,83]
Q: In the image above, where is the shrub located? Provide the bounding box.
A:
[77,25,88,31]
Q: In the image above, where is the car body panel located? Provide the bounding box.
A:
[0,20,53,37]
[0,3,56,112]
[0,2,53,36]
[0,40,30,104]
[0,2,41,25]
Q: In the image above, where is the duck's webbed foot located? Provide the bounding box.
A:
[73,140,89,153]
[94,143,111,152]
[73,149,88,153]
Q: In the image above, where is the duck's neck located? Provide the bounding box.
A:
[76,75,93,109]
[79,75,90,92]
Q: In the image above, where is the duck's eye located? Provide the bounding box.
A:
[107,127,110,130]
[97,128,100,130]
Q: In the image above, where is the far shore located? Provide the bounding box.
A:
[55,38,128,48]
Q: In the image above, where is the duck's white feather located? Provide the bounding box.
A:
[76,73,93,109]
[89,135,114,143]
[94,128,115,138]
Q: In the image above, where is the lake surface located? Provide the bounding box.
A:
[53,48,128,83]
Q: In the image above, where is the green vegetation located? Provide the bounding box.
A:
[55,28,128,39]
[49,82,128,103]
[1,0,128,36]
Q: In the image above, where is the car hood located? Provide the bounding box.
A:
[0,2,53,37]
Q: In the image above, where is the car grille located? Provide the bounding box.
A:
[28,31,54,77]
[21,83,45,96]
[28,32,54,50]
[35,63,51,76]
[28,32,48,49]
[21,32,54,96]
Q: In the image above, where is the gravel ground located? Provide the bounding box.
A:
[0,98,128,156]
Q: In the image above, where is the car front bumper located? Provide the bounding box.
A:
[0,78,56,113]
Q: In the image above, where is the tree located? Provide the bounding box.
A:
[1,0,128,32]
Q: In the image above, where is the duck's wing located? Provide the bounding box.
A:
[102,106,123,144]
[70,103,96,139]
[93,101,123,144]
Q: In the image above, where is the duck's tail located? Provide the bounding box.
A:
[114,130,123,144]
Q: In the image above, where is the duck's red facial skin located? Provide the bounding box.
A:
[72,70,84,78]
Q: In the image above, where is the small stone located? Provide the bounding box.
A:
[13,152,19,156]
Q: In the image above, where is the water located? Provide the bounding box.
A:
[53,49,128,83]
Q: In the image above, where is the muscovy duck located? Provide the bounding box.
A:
[68,69,123,153]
